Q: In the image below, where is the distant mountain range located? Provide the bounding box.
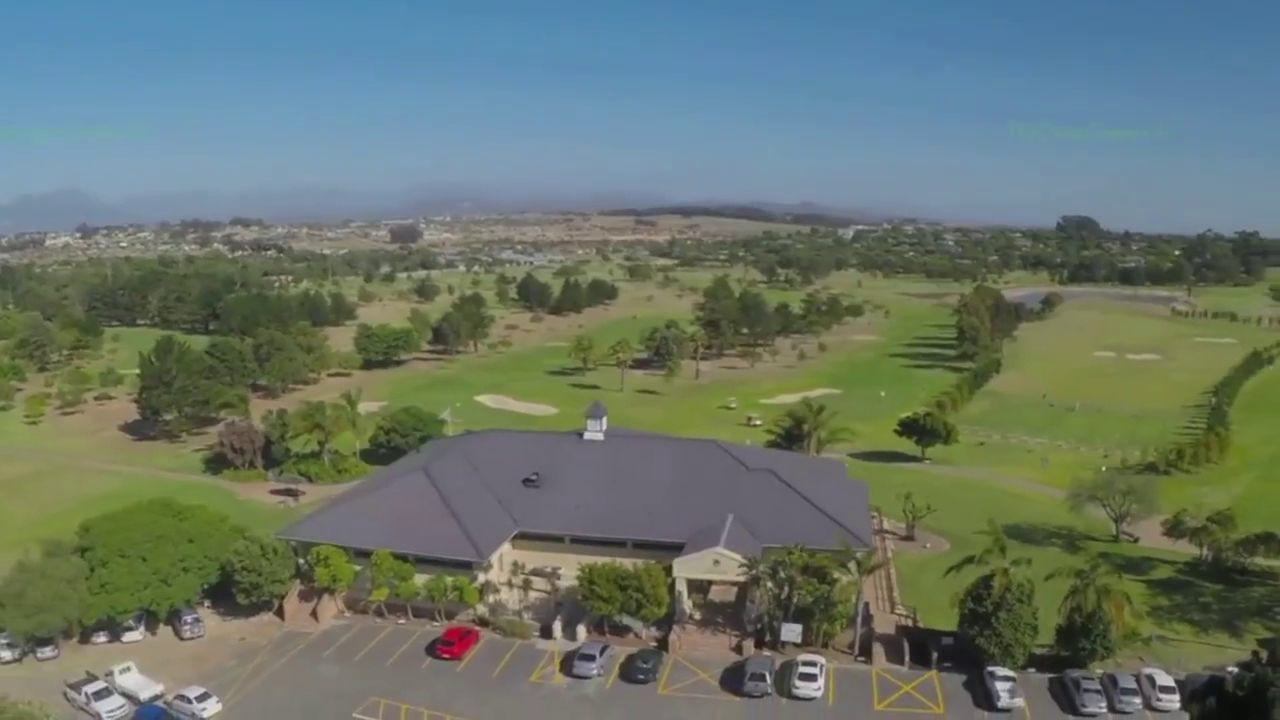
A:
[0,187,901,233]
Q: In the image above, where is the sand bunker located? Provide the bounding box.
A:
[848,334,882,341]
[357,401,387,414]
[1194,337,1239,344]
[1125,353,1163,361]
[1092,351,1117,358]
[544,341,570,347]
[474,394,559,416]
[759,388,843,405]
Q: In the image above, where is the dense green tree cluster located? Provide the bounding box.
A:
[694,275,863,355]
[576,562,671,626]
[945,520,1039,668]
[431,293,494,354]
[765,399,853,456]
[513,272,619,315]
[1134,341,1280,473]
[0,499,298,644]
[742,546,863,648]
[652,216,1278,288]
[353,323,421,367]
[1161,507,1280,569]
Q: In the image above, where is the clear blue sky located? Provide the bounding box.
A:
[3,0,1277,232]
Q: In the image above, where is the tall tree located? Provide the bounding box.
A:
[1066,474,1158,542]
[306,545,356,612]
[0,543,89,641]
[765,399,853,456]
[215,419,266,470]
[224,534,296,612]
[568,334,596,372]
[894,409,958,460]
[77,499,244,621]
[606,338,635,391]
[899,491,938,542]
[1046,558,1136,664]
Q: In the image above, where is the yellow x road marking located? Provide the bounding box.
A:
[658,653,738,701]
[872,668,945,714]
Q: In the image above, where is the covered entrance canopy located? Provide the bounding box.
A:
[672,514,759,612]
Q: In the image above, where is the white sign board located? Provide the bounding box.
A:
[779,622,803,644]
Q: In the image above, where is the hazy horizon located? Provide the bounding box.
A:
[4,1,1278,234]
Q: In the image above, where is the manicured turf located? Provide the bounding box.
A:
[0,270,1275,669]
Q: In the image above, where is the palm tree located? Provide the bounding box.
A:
[687,327,708,380]
[337,389,377,456]
[1046,558,1138,635]
[765,399,854,456]
[606,338,635,392]
[287,401,343,468]
[943,519,1031,594]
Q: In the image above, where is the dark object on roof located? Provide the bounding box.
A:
[584,401,608,419]
[278,426,873,563]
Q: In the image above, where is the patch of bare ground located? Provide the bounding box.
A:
[881,518,951,555]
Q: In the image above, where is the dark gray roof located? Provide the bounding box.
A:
[279,427,873,563]
[584,400,608,419]
[680,514,762,558]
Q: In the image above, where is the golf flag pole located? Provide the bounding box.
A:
[440,406,453,436]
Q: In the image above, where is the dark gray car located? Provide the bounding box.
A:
[1064,670,1108,716]
[741,654,775,698]
[1103,671,1143,714]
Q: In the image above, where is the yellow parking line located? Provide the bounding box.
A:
[656,652,675,693]
[322,625,361,658]
[605,653,622,689]
[386,629,423,666]
[456,635,486,671]
[492,641,523,678]
[932,670,945,714]
[354,626,393,662]
[828,666,836,706]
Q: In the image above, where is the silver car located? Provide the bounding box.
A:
[741,654,776,698]
[0,631,23,664]
[1103,671,1143,714]
[1064,670,1108,716]
[569,641,612,678]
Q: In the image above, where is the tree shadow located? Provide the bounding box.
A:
[635,388,662,396]
[568,382,603,391]
[1093,551,1172,578]
[849,450,921,464]
[1140,563,1280,640]
[1002,522,1101,554]
[545,367,583,377]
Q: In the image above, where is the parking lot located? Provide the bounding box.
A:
[200,619,1191,720]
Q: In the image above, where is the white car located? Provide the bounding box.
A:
[117,612,146,644]
[104,661,166,704]
[167,686,223,718]
[983,666,1027,711]
[1138,667,1182,711]
[788,653,827,700]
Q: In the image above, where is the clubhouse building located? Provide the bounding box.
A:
[278,402,873,610]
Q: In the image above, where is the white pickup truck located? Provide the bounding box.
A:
[63,673,131,720]
[104,660,166,704]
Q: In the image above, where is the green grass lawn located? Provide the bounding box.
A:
[0,271,1275,670]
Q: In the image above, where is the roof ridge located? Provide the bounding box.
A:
[418,465,484,560]
[712,440,872,549]
[717,513,735,548]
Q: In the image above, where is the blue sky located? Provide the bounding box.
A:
[2,0,1277,232]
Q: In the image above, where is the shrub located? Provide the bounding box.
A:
[490,616,536,640]
[221,468,269,483]
[285,455,370,484]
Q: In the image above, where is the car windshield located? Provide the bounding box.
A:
[193,691,213,703]
[747,672,769,683]
[1158,684,1178,695]
[1120,686,1140,697]
[438,638,454,646]
[90,687,115,701]
[796,671,820,683]
[578,652,597,662]
[1083,687,1105,699]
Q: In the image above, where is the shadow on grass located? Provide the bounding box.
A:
[635,388,662,396]
[1094,551,1174,578]
[546,367,584,377]
[1002,522,1102,554]
[1139,563,1280,640]
[568,382,603,391]
[849,449,921,464]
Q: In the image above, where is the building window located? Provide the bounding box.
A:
[568,537,628,549]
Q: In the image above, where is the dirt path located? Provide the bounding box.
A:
[0,447,351,506]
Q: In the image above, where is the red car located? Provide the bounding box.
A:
[433,626,481,660]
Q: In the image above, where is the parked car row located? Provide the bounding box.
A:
[0,608,205,666]
[428,625,827,699]
[985,664,1185,714]
[63,664,221,720]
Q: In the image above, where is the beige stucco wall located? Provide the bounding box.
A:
[671,547,748,582]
